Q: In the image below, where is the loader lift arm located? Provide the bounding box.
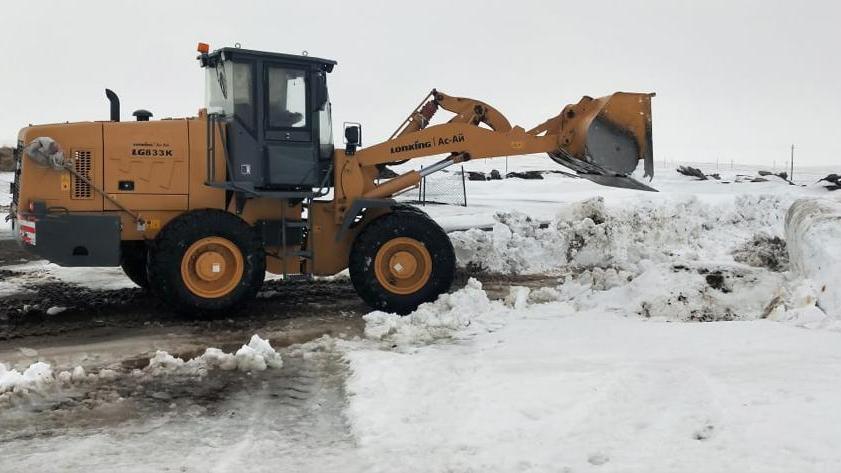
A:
[389,89,513,139]
[335,89,656,213]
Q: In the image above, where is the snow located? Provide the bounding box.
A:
[393,156,834,232]
[341,160,841,473]
[235,334,284,370]
[148,334,283,374]
[1,172,15,239]
[45,305,67,315]
[3,159,841,471]
[785,197,841,318]
[0,260,136,291]
[0,335,282,400]
[0,172,12,207]
[345,284,841,473]
[450,194,790,275]
[0,361,52,394]
[147,350,187,371]
[362,278,512,347]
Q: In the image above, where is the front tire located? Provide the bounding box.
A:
[147,210,265,316]
[349,205,455,314]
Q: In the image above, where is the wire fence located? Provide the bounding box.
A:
[398,165,467,207]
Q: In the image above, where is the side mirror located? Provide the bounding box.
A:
[344,124,361,145]
[343,122,362,155]
[315,72,329,111]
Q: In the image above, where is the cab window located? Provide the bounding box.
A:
[267,67,307,128]
[232,62,255,131]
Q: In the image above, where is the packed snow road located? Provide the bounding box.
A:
[2,162,841,472]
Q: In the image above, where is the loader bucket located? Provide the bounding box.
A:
[545,92,656,191]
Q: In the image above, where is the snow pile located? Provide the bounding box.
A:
[0,361,53,395]
[235,334,284,371]
[147,351,188,371]
[552,263,786,322]
[1,362,96,401]
[450,195,790,274]
[54,366,87,384]
[360,278,577,350]
[147,334,283,375]
[785,198,841,318]
[449,194,806,323]
[362,278,512,346]
[1,335,283,401]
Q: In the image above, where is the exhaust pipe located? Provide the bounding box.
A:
[105,89,120,122]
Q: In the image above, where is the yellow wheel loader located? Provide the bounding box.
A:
[8,44,655,315]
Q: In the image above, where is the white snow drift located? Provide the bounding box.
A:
[450,194,790,275]
[785,197,841,318]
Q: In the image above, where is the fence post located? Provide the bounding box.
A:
[418,165,424,206]
[421,170,426,206]
[461,165,467,207]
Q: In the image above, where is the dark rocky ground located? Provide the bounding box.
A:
[0,237,549,341]
[0,147,13,172]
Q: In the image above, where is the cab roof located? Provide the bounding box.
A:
[204,47,336,72]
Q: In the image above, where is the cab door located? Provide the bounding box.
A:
[262,64,318,187]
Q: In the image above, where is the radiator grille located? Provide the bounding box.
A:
[71,150,92,199]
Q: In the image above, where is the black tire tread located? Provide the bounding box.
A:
[120,241,149,289]
[349,204,455,314]
[147,209,265,316]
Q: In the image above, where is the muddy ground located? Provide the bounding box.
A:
[0,238,556,343]
[0,237,560,471]
[0,234,558,377]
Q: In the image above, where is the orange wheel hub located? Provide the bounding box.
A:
[374,237,432,295]
[180,237,244,298]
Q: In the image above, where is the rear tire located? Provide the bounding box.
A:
[120,241,149,289]
[147,210,265,316]
[349,205,455,314]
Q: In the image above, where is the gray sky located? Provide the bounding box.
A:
[2,0,839,166]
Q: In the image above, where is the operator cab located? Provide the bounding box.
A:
[198,45,336,193]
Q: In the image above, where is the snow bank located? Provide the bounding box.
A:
[450,195,789,274]
[785,198,841,318]
[449,194,817,323]
[553,263,786,322]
